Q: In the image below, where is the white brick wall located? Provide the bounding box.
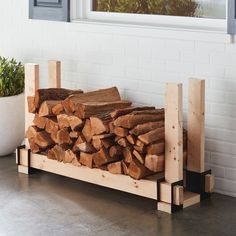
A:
[0,0,235,197]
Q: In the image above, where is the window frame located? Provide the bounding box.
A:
[71,0,227,32]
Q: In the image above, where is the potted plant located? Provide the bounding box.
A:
[0,57,25,156]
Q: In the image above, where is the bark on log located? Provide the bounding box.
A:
[38,100,62,117]
[63,87,121,113]
[34,88,83,109]
[138,127,165,145]
[34,131,54,149]
[114,112,164,129]
[92,133,114,140]
[107,161,123,174]
[145,154,164,173]
[133,145,145,154]
[76,100,132,119]
[130,120,164,136]
[147,142,165,155]
[101,138,114,149]
[110,106,155,119]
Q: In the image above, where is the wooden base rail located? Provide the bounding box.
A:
[17,60,215,214]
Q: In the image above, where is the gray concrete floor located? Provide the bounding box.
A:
[0,155,236,236]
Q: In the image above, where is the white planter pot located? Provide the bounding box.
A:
[0,93,25,156]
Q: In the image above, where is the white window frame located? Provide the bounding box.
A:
[71,0,227,32]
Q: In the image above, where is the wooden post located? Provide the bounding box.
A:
[187,78,205,173]
[48,60,61,88]
[25,64,39,149]
[164,83,183,183]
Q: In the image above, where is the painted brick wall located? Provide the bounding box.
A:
[0,0,235,197]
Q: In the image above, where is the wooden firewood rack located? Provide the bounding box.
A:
[16,60,215,214]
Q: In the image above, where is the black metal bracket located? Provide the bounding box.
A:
[186,169,212,200]
[17,146,36,175]
[157,179,183,214]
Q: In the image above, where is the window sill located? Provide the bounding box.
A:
[70,19,231,43]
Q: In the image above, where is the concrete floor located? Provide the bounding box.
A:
[0,155,236,236]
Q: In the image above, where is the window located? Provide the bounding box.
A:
[71,0,227,31]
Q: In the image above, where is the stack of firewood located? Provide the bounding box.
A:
[26,86,187,180]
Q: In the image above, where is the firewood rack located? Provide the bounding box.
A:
[17,60,215,214]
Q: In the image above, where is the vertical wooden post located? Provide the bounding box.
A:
[165,83,183,183]
[48,60,61,88]
[187,79,205,173]
[25,64,39,149]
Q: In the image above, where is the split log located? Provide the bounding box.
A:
[26,126,40,139]
[28,138,40,153]
[107,161,123,174]
[33,114,47,129]
[92,133,114,140]
[147,142,165,155]
[82,119,93,142]
[145,154,164,173]
[109,121,115,133]
[133,150,145,164]
[34,88,83,109]
[74,142,96,153]
[57,114,70,129]
[138,127,165,145]
[93,147,120,167]
[117,138,129,147]
[126,135,136,145]
[121,161,129,175]
[56,129,72,145]
[130,120,165,136]
[45,117,59,134]
[101,138,114,149]
[128,159,152,180]
[68,116,83,131]
[62,87,121,112]
[52,103,64,115]
[113,126,129,137]
[34,131,54,149]
[110,106,155,119]
[27,96,36,113]
[47,145,65,162]
[76,100,132,119]
[64,150,80,165]
[114,111,164,129]
[69,131,80,139]
[38,100,62,117]
[123,147,133,163]
[90,114,111,135]
[92,138,103,151]
[133,145,145,154]
[109,145,123,158]
[80,152,94,168]
[50,132,58,143]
